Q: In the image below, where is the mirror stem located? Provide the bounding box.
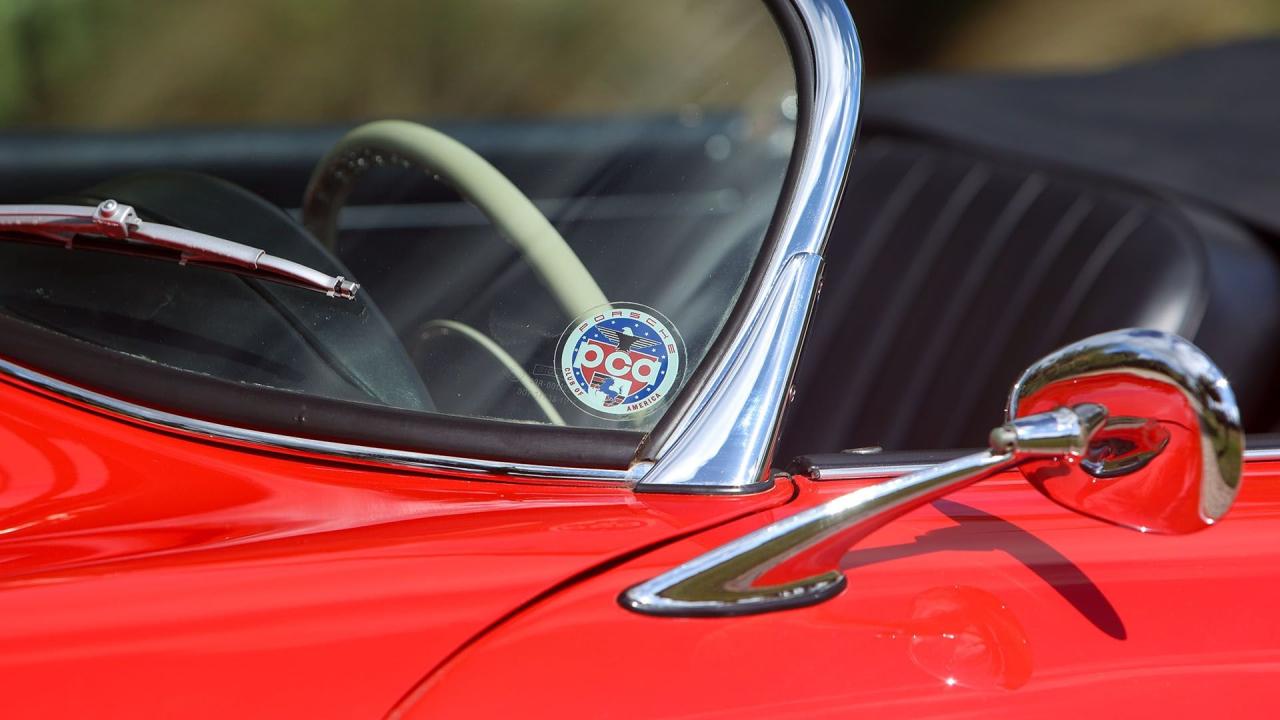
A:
[621,404,1107,617]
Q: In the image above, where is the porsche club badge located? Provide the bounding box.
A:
[556,303,684,419]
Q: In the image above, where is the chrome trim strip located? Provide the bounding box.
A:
[813,448,1280,481]
[0,357,648,483]
[810,463,933,481]
[637,0,861,491]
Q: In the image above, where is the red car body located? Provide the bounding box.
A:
[0,375,791,717]
[3,1,1276,718]
[4,370,1278,718]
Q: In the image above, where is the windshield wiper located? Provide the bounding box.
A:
[0,199,359,300]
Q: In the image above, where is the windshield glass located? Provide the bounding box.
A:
[0,0,796,433]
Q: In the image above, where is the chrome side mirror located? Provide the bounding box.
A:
[1008,329,1242,534]
[622,329,1243,617]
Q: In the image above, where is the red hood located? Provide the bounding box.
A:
[0,376,792,718]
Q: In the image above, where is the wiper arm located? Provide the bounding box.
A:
[0,199,359,300]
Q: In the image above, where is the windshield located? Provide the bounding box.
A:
[0,0,796,434]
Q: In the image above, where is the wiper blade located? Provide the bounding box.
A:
[0,200,359,300]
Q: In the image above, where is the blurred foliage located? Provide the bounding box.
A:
[847,0,996,77]
[0,0,793,129]
[3,0,1277,129]
[934,0,1280,71]
[851,0,1280,76]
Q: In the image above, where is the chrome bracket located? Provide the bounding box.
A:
[622,403,1107,617]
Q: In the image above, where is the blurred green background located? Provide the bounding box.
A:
[850,0,1280,76]
[2,0,1278,128]
[0,0,794,128]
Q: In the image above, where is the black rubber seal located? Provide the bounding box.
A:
[0,312,641,469]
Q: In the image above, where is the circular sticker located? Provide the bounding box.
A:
[556,303,684,419]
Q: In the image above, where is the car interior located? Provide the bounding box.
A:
[780,38,1280,460]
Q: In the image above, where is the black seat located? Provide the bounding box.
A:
[778,133,1280,456]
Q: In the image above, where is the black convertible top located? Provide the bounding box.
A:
[862,38,1280,234]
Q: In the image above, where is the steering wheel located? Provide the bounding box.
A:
[301,120,608,424]
[301,119,607,320]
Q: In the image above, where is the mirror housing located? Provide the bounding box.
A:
[1008,328,1243,534]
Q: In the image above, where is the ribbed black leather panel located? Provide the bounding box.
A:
[779,136,1280,456]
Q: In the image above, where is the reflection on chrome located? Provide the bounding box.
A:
[1009,328,1243,528]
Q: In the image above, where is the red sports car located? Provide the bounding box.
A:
[1,0,1277,717]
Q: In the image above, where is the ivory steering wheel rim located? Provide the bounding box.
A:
[301,119,608,320]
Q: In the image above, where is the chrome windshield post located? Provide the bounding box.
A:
[635,0,863,493]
